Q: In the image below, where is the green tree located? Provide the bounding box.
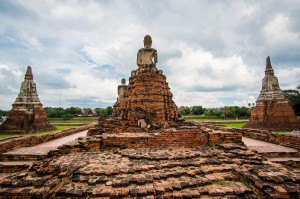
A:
[0,110,9,117]
[180,106,191,115]
[106,106,113,115]
[65,107,81,115]
[44,107,64,118]
[95,108,107,116]
[282,89,300,116]
[191,106,204,115]
[62,113,73,120]
[220,106,250,118]
[204,108,220,116]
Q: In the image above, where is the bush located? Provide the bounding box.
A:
[62,114,73,120]
[180,107,191,115]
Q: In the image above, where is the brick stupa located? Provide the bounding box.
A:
[88,35,241,148]
[0,66,54,134]
[113,35,181,127]
[244,56,300,130]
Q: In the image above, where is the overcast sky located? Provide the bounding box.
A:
[1,0,300,110]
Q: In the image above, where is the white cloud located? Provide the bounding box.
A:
[263,14,300,49]
[166,44,260,92]
[0,63,9,70]
[1,0,300,110]
[277,67,300,89]
[18,32,43,51]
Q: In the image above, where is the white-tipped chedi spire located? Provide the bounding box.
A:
[0,66,54,134]
[14,66,42,111]
[244,57,300,130]
[257,56,285,100]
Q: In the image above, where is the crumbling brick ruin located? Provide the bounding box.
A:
[113,35,181,127]
[0,66,54,134]
[0,37,299,199]
[244,56,300,130]
[89,35,241,147]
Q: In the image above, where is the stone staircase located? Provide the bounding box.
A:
[249,147,300,168]
[0,144,299,198]
[0,125,95,175]
[0,161,34,173]
[279,141,300,150]
[241,136,300,168]
[0,146,56,174]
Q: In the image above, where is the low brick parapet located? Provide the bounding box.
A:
[101,128,242,148]
[198,122,300,150]
[0,123,97,154]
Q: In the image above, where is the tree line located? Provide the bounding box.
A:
[178,89,300,118]
[1,89,299,118]
[44,106,113,119]
[179,105,251,118]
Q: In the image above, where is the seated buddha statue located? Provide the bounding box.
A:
[136,35,158,73]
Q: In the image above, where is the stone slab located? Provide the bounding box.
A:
[3,147,56,156]
[35,130,87,147]
[242,137,298,153]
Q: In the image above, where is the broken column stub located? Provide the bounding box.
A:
[113,35,181,127]
[0,66,54,134]
[244,57,300,130]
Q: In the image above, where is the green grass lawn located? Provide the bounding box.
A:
[221,123,292,133]
[183,115,249,123]
[222,123,246,128]
[0,125,78,138]
[49,117,98,123]
[272,130,292,134]
[183,115,221,120]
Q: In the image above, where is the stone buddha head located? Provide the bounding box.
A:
[121,78,126,85]
[143,35,152,48]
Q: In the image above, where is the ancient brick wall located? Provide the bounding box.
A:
[0,123,97,154]
[49,136,102,158]
[208,131,243,145]
[201,123,300,150]
[241,129,300,150]
[115,72,180,126]
[102,128,207,148]
[101,128,242,148]
[244,99,300,130]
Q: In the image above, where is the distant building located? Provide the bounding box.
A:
[87,110,98,117]
[75,109,98,117]
[75,109,85,117]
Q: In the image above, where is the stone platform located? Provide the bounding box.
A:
[0,143,299,198]
[89,120,242,148]
[0,147,56,161]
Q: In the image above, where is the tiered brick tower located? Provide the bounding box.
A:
[113,35,181,127]
[244,56,300,130]
[0,66,54,134]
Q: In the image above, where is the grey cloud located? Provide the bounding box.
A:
[65,97,114,109]
[1,0,300,108]
[0,0,36,19]
[56,68,71,75]
[0,67,21,95]
[35,72,76,90]
[187,85,240,93]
